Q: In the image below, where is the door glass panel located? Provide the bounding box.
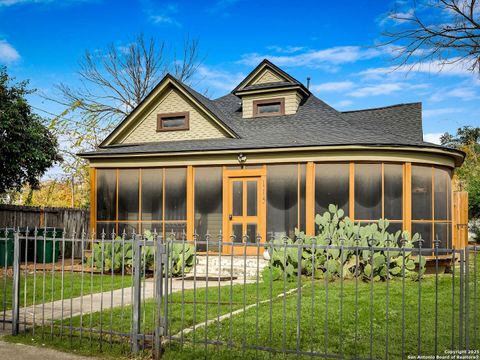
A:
[232,181,243,216]
[247,180,257,216]
[246,223,257,243]
[232,224,242,243]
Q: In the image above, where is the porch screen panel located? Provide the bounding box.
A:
[315,163,349,216]
[411,165,452,252]
[434,167,451,220]
[96,169,116,221]
[412,165,432,220]
[118,222,138,237]
[165,223,187,240]
[194,167,222,243]
[117,169,139,220]
[141,169,163,221]
[164,168,187,220]
[267,165,298,239]
[96,222,115,239]
[354,163,382,220]
[384,164,403,220]
[299,164,306,232]
[412,222,432,254]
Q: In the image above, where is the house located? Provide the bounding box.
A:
[79,59,467,254]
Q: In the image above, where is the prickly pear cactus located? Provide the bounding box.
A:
[263,204,425,282]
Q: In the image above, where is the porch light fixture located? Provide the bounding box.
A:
[237,153,247,163]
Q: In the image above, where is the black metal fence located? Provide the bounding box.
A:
[0,228,478,359]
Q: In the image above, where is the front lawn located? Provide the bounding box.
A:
[4,257,479,359]
[1,272,128,310]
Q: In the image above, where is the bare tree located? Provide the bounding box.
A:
[382,0,480,73]
[52,34,203,144]
[43,34,204,203]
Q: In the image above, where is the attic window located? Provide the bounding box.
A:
[157,112,189,132]
[253,98,285,117]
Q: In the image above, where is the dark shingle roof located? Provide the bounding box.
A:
[341,103,423,142]
[81,72,463,163]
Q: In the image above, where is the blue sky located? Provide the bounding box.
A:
[1,0,479,154]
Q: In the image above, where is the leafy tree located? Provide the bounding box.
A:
[0,67,60,194]
[441,126,480,218]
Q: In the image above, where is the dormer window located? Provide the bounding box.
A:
[157,112,189,131]
[253,98,285,117]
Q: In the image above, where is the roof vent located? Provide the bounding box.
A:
[306,77,311,90]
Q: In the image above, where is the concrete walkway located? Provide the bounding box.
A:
[3,277,252,325]
[0,340,99,360]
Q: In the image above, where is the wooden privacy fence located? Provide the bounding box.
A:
[0,204,90,236]
[453,191,469,247]
[0,205,90,257]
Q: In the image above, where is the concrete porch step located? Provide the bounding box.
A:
[193,255,268,279]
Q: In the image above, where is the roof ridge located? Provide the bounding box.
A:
[341,102,421,114]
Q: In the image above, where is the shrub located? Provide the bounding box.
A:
[88,230,195,277]
[263,204,425,282]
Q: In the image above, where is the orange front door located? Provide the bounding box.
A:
[223,168,266,255]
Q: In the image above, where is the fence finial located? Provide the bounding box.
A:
[367,235,375,248]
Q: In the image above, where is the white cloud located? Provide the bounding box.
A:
[0,40,20,63]
[193,65,245,94]
[346,81,429,98]
[424,133,444,144]
[360,58,472,79]
[423,107,463,118]
[238,46,383,69]
[149,14,181,26]
[266,45,305,54]
[146,3,181,27]
[347,83,404,97]
[378,8,415,26]
[310,81,355,93]
[429,87,478,102]
[0,0,88,5]
[333,100,354,108]
[207,0,240,13]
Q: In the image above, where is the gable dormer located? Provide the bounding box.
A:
[233,59,310,118]
[100,75,238,146]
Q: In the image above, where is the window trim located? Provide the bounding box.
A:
[253,98,285,117]
[156,111,190,132]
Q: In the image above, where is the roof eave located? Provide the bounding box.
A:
[78,143,466,167]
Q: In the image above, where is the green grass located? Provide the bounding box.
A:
[4,258,480,359]
[1,272,127,310]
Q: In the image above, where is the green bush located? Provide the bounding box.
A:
[88,230,195,277]
[263,204,425,282]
